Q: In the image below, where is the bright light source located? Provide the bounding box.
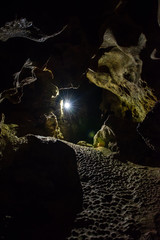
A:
[64,101,71,110]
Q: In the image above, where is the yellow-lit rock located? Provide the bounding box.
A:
[87,30,157,122]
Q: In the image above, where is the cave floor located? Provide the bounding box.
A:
[65,142,160,240]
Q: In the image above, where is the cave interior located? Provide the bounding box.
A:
[0,0,160,239]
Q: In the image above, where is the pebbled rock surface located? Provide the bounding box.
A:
[66,143,160,240]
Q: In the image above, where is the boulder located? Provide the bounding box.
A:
[0,134,82,240]
[93,120,118,153]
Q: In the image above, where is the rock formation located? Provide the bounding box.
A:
[0,0,160,239]
[67,144,160,240]
[0,134,82,240]
[87,30,157,122]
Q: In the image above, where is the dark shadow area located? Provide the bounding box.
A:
[0,135,83,240]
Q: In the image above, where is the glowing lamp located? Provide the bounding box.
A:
[64,101,71,110]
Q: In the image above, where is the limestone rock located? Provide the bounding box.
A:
[0,134,82,240]
[93,122,116,149]
[77,141,93,147]
[87,29,157,122]
[0,18,67,42]
[0,59,63,138]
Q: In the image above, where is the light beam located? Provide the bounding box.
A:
[64,101,71,110]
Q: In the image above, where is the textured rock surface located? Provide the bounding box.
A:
[0,137,160,240]
[87,30,157,122]
[0,18,67,42]
[66,144,160,240]
[93,121,117,150]
[0,1,160,239]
